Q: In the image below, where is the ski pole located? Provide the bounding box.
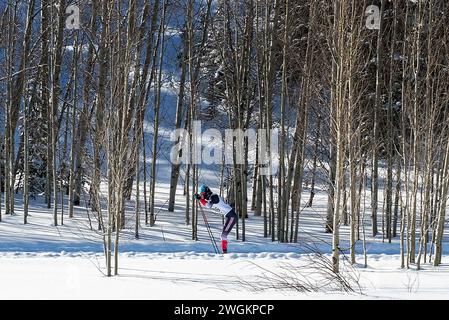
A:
[200,206,219,254]
[198,203,220,254]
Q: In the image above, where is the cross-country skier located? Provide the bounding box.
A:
[194,184,237,254]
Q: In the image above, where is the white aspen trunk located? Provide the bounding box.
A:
[168,28,188,213]
[393,159,401,238]
[434,133,449,266]
[51,0,67,226]
[68,33,79,219]
[73,2,99,206]
[372,0,386,238]
[410,0,424,264]
[385,1,397,244]
[251,146,259,213]
[262,177,267,237]
[22,0,35,224]
[400,0,410,269]
[135,142,140,239]
[417,0,436,269]
[326,26,337,234]
[5,2,14,216]
[308,114,321,208]
[360,166,368,268]
[23,99,29,224]
[184,2,194,232]
[331,0,349,273]
[263,0,280,241]
[348,71,356,264]
[143,129,148,225]
[149,2,167,227]
[254,1,265,224]
[278,0,289,243]
[429,157,442,263]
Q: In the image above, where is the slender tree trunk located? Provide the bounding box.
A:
[331,0,350,273]
[149,7,167,227]
[168,29,188,213]
[308,114,321,208]
[410,0,424,264]
[5,1,16,216]
[135,143,140,239]
[434,133,449,266]
[143,126,149,225]
[400,0,410,269]
[277,0,289,243]
[251,139,259,213]
[21,0,36,224]
[371,0,385,238]
[262,177,267,237]
[23,96,29,224]
[73,1,99,206]
[393,159,401,238]
[262,0,279,242]
[51,0,67,225]
[68,32,79,218]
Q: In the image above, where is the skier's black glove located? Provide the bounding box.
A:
[194,193,201,200]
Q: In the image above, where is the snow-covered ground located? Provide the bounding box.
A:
[1,252,448,300]
[1,184,448,300]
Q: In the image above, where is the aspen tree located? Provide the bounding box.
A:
[149,0,167,227]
